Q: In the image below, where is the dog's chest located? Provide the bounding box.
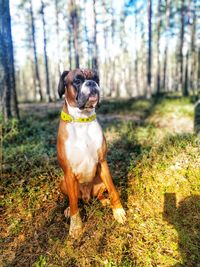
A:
[65,121,103,183]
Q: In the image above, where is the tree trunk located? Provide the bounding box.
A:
[180,0,185,94]
[183,0,191,97]
[41,0,51,102]
[55,0,62,76]
[92,0,98,71]
[156,0,161,95]
[0,0,19,120]
[189,0,197,98]
[67,23,72,70]
[0,31,11,120]
[198,48,200,99]
[147,0,152,98]
[134,7,140,96]
[102,0,108,96]
[184,51,189,96]
[70,0,79,68]
[110,0,116,96]
[163,0,171,92]
[30,0,43,101]
[84,0,91,68]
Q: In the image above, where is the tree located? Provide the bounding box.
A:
[134,5,140,96]
[54,0,62,76]
[92,0,98,71]
[82,0,90,68]
[40,0,51,102]
[29,0,43,101]
[198,48,200,99]
[163,0,171,92]
[147,0,152,98]
[69,0,79,68]
[0,0,19,121]
[156,0,162,95]
[189,0,197,98]
[179,0,186,95]
[183,0,191,97]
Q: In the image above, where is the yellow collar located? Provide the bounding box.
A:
[61,110,96,123]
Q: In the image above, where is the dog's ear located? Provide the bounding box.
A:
[92,70,100,85]
[58,70,69,98]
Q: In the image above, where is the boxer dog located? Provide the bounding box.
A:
[57,69,126,238]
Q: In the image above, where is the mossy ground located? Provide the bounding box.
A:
[1,96,200,266]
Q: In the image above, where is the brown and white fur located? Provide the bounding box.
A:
[57,69,126,238]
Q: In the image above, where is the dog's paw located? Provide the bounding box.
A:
[113,207,126,224]
[69,227,83,239]
[69,211,83,239]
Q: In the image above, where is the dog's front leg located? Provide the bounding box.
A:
[63,171,83,238]
[97,161,126,224]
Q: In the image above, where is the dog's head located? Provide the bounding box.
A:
[58,69,100,111]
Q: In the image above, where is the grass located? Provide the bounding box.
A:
[1,96,200,266]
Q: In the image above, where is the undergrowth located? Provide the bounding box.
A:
[1,96,200,266]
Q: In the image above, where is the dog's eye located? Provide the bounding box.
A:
[74,79,82,85]
[73,76,84,88]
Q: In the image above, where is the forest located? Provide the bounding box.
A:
[1,0,200,266]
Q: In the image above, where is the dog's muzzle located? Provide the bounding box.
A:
[77,80,99,110]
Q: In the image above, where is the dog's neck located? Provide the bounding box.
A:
[64,98,96,119]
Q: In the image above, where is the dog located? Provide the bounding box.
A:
[57,69,126,238]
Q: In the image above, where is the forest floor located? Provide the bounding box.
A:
[1,96,200,267]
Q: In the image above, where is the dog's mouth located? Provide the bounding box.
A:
[85,94,99,109]
[88,95,98,102]
[78,93,99,110]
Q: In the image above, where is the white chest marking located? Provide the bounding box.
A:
[65,121,103,183]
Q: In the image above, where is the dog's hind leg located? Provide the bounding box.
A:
[92,174,110,206]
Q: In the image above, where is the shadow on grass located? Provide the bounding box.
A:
[106,124,142,207]
[164,193,200,266]
[8,204,69,266]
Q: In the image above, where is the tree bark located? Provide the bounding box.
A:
[84,0,91,69]
[163,0,170,92]
[0,30,11,120]
[198,48,200,99]
[30,0,43,101]
[67,23,72,70]
[183,0,191,97]
[147,0,152,98]
[55,0,62,76]
[156,0,162,95]
[134,7,140,96]
[184,51,189,96]
[70,0,79,68]
[41,0,51,102]
[180,0,185,94]
[92,0,98,71]
[0,0,19,120]
[189,0,197,98]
